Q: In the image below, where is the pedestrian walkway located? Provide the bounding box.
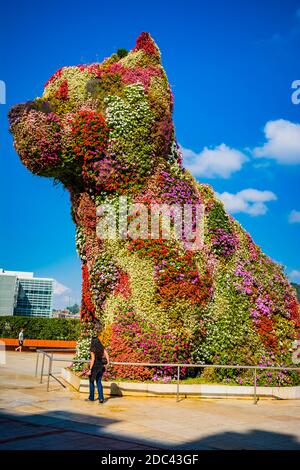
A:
[0,352,299,450]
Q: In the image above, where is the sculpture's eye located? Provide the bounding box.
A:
[86,78,101,96]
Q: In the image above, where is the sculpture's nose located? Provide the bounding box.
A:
[8,100,52,129]
[8,101,34,128]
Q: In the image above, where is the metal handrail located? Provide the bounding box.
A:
[35,348,300,404]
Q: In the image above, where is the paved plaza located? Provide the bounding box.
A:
[0,351,299,450]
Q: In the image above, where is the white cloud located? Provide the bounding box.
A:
[53,280,71,296]
[181,143,248,178]
[253,119,300,164]
[289,210,300,223]
[52,281,72,309]
[289,270,300,283]
[217,188,277,216]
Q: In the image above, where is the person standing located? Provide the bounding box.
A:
[86,328,110,403]
[15,328,25,352]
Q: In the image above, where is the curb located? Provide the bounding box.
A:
[61,368,300,400]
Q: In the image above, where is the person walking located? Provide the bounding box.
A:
[86,327,110,403]
[15,328,25,352]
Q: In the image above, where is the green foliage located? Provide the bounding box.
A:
[0,316,80,340]
[207,201,231,232]
[116,48,129,59]
[66,303,80,314]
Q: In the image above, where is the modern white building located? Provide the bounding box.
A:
[0,269,54,317]
[0,271,17,315]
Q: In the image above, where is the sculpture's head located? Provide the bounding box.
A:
[9,33,180,194]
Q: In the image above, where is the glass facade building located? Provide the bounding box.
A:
[0,269,53,317]
[14,278,53,317]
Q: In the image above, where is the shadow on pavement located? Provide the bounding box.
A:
[0,409,299,450]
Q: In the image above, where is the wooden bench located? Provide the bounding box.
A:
[0,338,77,349]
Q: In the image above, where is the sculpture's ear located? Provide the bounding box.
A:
[133,32,161,61]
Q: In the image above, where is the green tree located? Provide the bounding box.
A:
[66,303,80,314]
[292,283,300,302]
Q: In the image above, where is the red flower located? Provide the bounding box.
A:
[256,317,278,350]
[114,271,131,299]
[81,264,95,321]
[134,32,160,56]
[71,110,109,162]
[55,80,69,100]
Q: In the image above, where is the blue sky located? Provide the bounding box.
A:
[0,0,300,308]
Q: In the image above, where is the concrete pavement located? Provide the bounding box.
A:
[0,351,299,450]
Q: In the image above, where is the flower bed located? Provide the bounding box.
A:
[62,368,300,400]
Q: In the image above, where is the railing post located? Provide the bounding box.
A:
[47,353,53,392]
[176,365,180,402]
[40,352,45,384]
[253,367,258,405]
[35,350,40,377]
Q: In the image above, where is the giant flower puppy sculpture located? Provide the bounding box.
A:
[9,33,299,384]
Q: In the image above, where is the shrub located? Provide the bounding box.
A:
[0,316,80,341]
[116,48,128,59]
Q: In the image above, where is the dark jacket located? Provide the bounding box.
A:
[90,336,105,381]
